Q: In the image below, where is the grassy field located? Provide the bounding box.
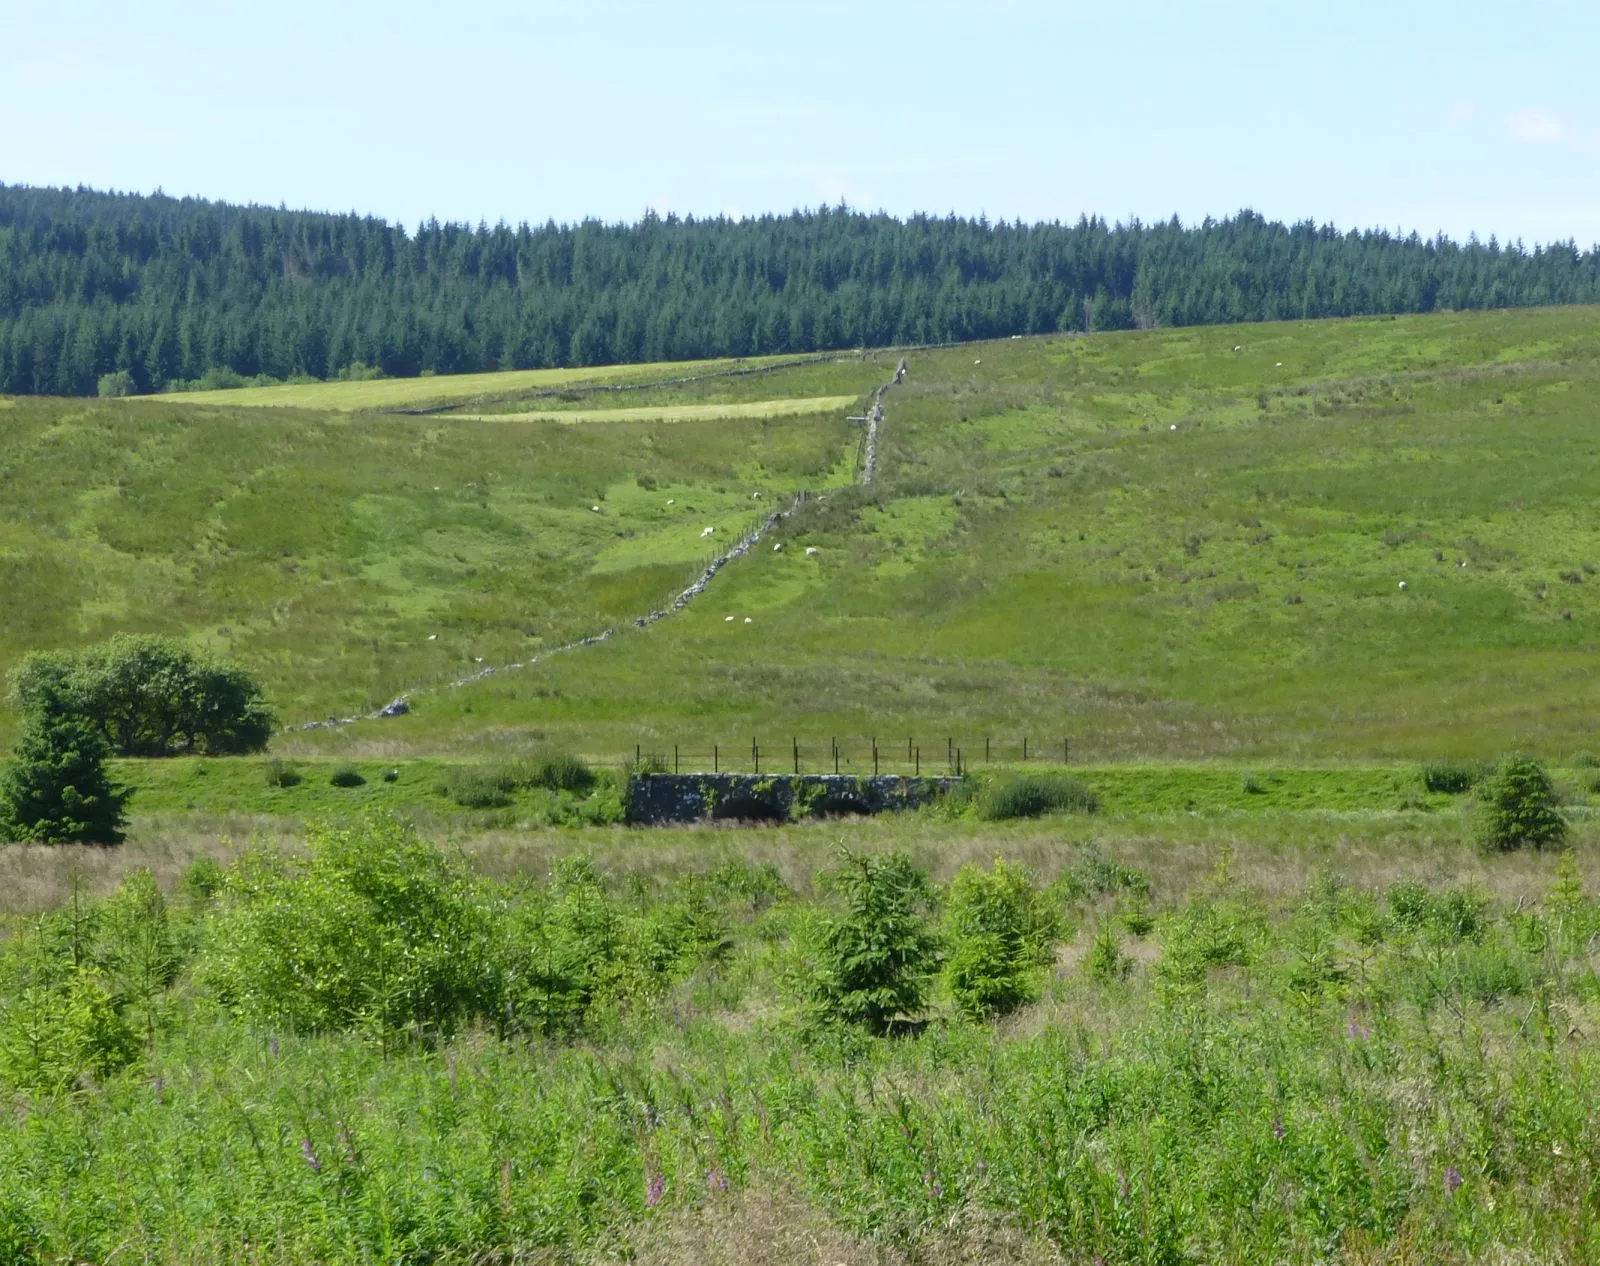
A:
[10,308,1600,1263]
[158,353,820,411]
[455,395,861,424]
[7,305,1600,762]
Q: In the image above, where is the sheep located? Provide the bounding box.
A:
[725,615,735,622]
[667,498,676,505]
[805,546,819,556]
[743,617,752,624]
[701,526,716,537]
[974,359,982,365]
[1233,345,1241,352]
[1398,581,1408,591]
[1275,362,1284,368]
[591,505,601,512]
[751,491,762,500]
[1169,424,1178,431]
[772,542,783,552]
[427,634,437,641]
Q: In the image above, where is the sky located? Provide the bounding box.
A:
[3,0,1597,245]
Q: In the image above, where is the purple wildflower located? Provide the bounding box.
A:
[1272,1117,1286,1141]
[975,1157,988,1179]
[1117,1170,1130,1201]
[706,1167,729,1193]
[1347,1020,1370,1041]
[300,1139,320,1173]
[268,1037,279,1059]
[152,1075,164,1105]
[1445,1167,1463,1194]
[646,1172,665,1208]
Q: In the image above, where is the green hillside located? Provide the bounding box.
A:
[5,306,1600,760]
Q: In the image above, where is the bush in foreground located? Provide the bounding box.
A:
[976,772,1099,820]
[1478,756,1567,852]
[943,859,1064,1019]
[810,849,939,1034]
[199,817,494,1041]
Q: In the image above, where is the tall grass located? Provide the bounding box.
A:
[2,815,1598,1261]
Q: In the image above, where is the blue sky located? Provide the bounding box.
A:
[3,0,1596,244]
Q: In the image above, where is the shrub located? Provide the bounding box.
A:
[810,849,938,1034]
[96,369,135,398]
[329,764,366,788]
[1386,879,1488,943]
[180,857,224,907]
[0,969,141,1090]
[528,752,594,792]
[943,859,1063,1020]
[1085,924,1129,982]
[1422,761,1478,794]
[0,711,129,844]
[1478,757,1567,852]
[262,758,301,789]
[8,635,274,757]
[497,859,623,1037]
[199,816,495,1040]
[976,772,1098,821]
[439,765,514,808]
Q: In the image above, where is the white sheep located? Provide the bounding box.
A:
[667,498,675,505]
[743,617,752,624]
[724,615,734,622]
[751,491,762,500]
[1233,345,1241,352]
[773,542,783,552]
[591,505,601,512]
[974,359,982,365]
[1398,581,1408,591]
[805,546,819,556]
[701,526,716,537]
[427,634,437,641]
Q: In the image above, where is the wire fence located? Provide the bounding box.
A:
[627,736,1074,778]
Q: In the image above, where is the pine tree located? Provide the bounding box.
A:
[0,711,130,844]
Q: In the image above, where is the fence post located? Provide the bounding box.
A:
[956,747,963,776]
[914,745,919,776]
[985,735,990,763]
[1063,738,1069,765]
[834,742,840,775]
[947,736,953,767]
[1023,737,1028,761]
[873,744,879,776]
[793,738,799,775]
[714,744,718,774]
[674,744,679,774]
[635,744,640,764]
[754,744,760,775]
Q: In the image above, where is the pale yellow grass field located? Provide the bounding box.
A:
[153,354,802,411]
[458,395,859,424]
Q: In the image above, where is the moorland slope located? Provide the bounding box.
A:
[5,305,1600,761]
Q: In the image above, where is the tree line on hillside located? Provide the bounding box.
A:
[3,182,1600,396]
